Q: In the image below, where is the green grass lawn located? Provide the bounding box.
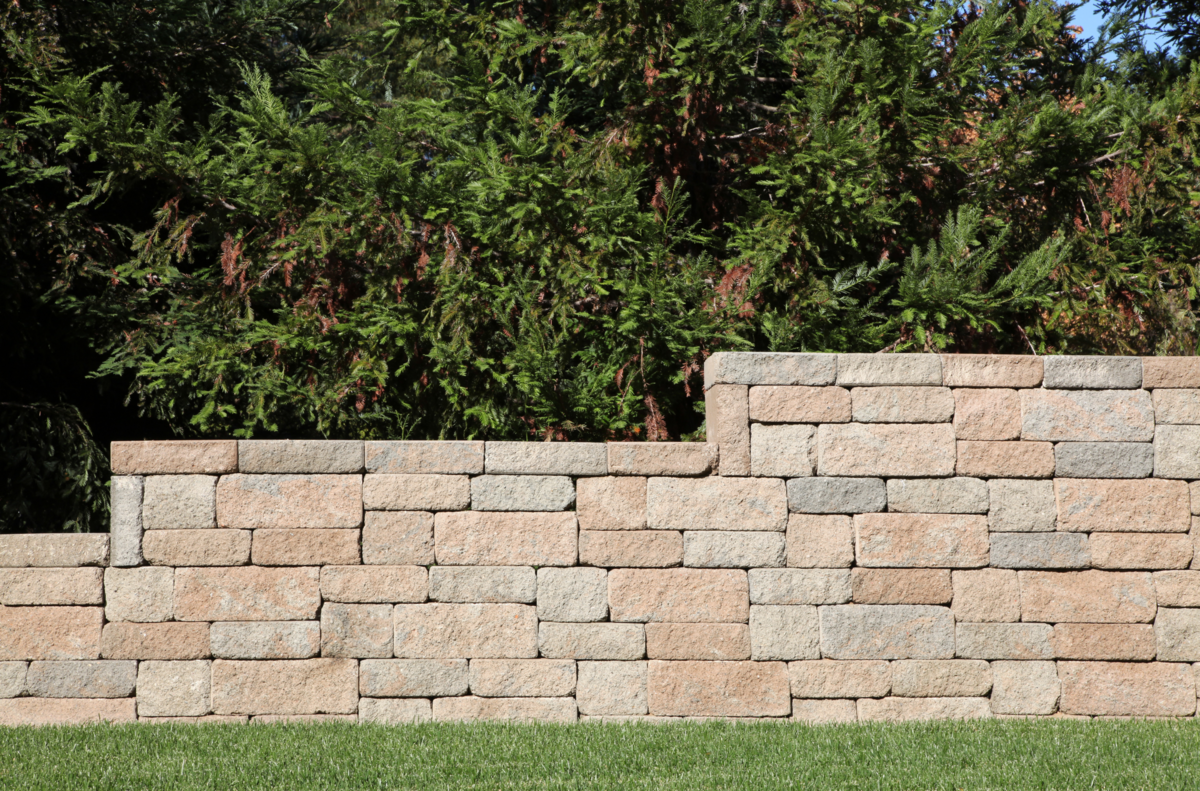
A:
[1,719,1198,790]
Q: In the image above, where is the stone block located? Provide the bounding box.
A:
[1019,570,1155,623]
[216,474,362,529]
[0,534,109,568]
[577,661,647,715]
[143,530,251,567]
[750,424,815,477]
[1054,478,1190,533]
[0,698,136,726]
[321,603,393,658]
[251,528,359,566]
[363,474,471,511]
[1090,533,1192,569]
[786,515,854,568]
[432,696,577,723]
[953,389,1021,440]
[237,440,362,473]
[1058,661,1196,716]
[470,475,575,511]
[536,567,608,622]
[105,567,173,622]
[393,604,537,658]
[210,622,320,659]
[818,605,954,660]
[890,660,991,697]
[363,511,433,565]
[684,531,785,569]
[101,623,210,660]
[647,660,790,717]
[951,569,1021,623]
[955,623,1052,660]
[0,568,102,606]
[851,569,952,605]
[854,513,989,568]
[607,443,715,476]
[786,478,886,514]
[748,569,850,605]
[136,660,211,717]
[429,566,536,603]
[886,478,988,514]
[608,569,748,623]
[0,663,25,698]
[111,440,237,475]
[817,423,956,477]
[469,659,576,697]
[941,355,1043,388]
[1143,357,1200,388]
[359,658,468,697]
[788,660,890,699]
[857,696,991,722]
[1152,389,1200,424]
[705,352,837,387]
[748,386,851,423]
[645,624,750,660]
[749,605,819,660]
[174,567,319,621]
[989,533,1090,569]
[320,565,427,604]
[485,442,606,475]
[365,440,484,474]
[109,475,143,567]
[25,660,137,698]
[1153,571,1200,606]
[142,475,217,530]
[792,699,858,724]
[988,480,1056,532]
[0,607,101,660]
[1021,389,1154,442]
[1155,608,1200,661]
[1055,443,1153,478]
[1051,624,1156,660]
[647,477,787,532]
[851,386,954,423]
[579,531,682,568]
[537,623,645,660]
[576,477,645,531]
[359,698,432,724]
[835,354,942,386]
[211,659,358,716]
[1154,425,1200,479]
[1042,356,1142,389]
[989,661,1060,715]
[706,384,749,476]
[956,441,1054,478]
[434,512,577,566]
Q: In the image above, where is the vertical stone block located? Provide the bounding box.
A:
[786,515,854,568]
[951,569,1020,623]
[1054,478,1190,533]
[748,386,851,423]
[1058,662,1196,716]
[109,475,144,568]
[321,603,393,658]
[362,511,434,565]
[941,355,1043,388]
[749,605,819,660]
[647,660,791,717]
[647,478,787,532]
[0,663,25,698]
[952,389,1021,440]
[210,659,358,716]
[706,384,749,476]
[576,477,646,531]
[393,604,538,659]
[142,475,217,529]
[608,569,749,623]
[365,441,484,474]
[1155,608,1200,661]
[1018,570,1155,623]
[577,661,647,715]
[750,424,815,477]
[818,605,954,660]
[215,474,362,529]
[136,660,212,717]
[105,567,173,623]
[817,423,956,477]
[537,568,608,622]
[434,512,577,566]
[854,514,989,568]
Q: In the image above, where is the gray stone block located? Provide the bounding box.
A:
[484,442,607,475]
[429,566,537,603]
[1054,443,1153,478]
[238,440,363,473]
[818,605,954,660]
[0,535,109,568]
[750,424,815,477]
[24,660,137,698]
[109,476,144,567]
[1154,608,1200,661]
[321,603,393,658]
[749,605,820,660]
[987,480,1056,532]
[989,533,1090,569]
[786,478,886,514]
[886,478,987,514]
[142,475,217,529]
[1042,356,1142,389]
[470,475,575,511]
[989,661,1060,715]
[365,441,484,474]
[683,531,785,568]
[1154,425,1200,479]
[704,352,837,388]
[105,566,173,623]
[209,622,320,659]
[136,660,211,717]
[577,661,648,716]
[0,662,26,698]
[835,354,942,386]
[747,568,851,605]
[1152,390,1200,425]
[1020,389,1154,442]
[536,567,608,622]
[955,623,1053,659]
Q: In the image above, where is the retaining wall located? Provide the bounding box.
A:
[5,353,1200,724]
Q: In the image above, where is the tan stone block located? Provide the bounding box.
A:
[851,569,952,604]
[25,660,137,698]
[647,660,790,717]
[0,663,27,698]
[434,512,577,566]
[1059,661,1196,716]
[1152,390,1200,424]
[858,696,991,722]
[645,624,751,660]
[485,442,607,476]
[684,531,785,569]
[216,474,362,529]
[749,424,816,477]
[1154,571,1200,606]
[787,660,891,698]
[359,659,468,697]
[363,474,470,511]
[105,567,173,622]
[607,443,715,476]
[577,661,647,715]
[537,623,646,660]
[707,384,749,476]
[470,475,575,512]
[111,440,237,475]
[576,477,646,531]
[989,661,1059,715]
[706,353,838,388]
[579,531,682,568]
[885,477,988,514]
[174,567,319,621]
[956,441,1054,478]
[320,565,427,604]
[608,569,749,623]
[0,534,108,568]
[0,697,136,726]
[0,607,101,660]
[237,440,362,473]
[210,622,320,659]
[211,659,358,715]
[468,659,575,697]
[1019,570,1156,623]
[365,440,484,474]
[1022,389,1154,442]
[941,355,1043,388]
[136,660,211,717]
[429,566,536,604]
[1155,608,1200,661]
[955,623,1052,660]
[1143,357,1200,388]
[854,514,989,568]
[322,603,392,658]
[647,478,787,532]
[748,386,851,423]
[143,530,251,567]
[0,568,102,606]
[1055,479,1190,533]
[850,386,954,423]
[537,567,607,622]
[748,569,851,605]
[750,605,820,660]
[1051,623,1156,660]
[359,698,432,724]
[786,515,853,568]
[142,475,217,530]
[836,354,942,386]
[394,603,537,658]
[953,389,1021,440]
[988,479,1057,532]
[819,605,954,660]
[817,423,956,477]
[101,623,210,660]
[251,528,359,566]
[890,660,991,697]
[432,696,577,722]
[363,511,433,565]
[1154,425,1200,478]
[951,569,1020,623]
[792,699,857,723]
[1091,533,1193,569]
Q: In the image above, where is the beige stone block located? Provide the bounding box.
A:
[748,386,850,423]
[0,697,136,726]
[0,663,27,698]
[537,623,645,660]
[432,695,577,722]
[645,624,751,660]
[858,696,991,722]
[470,475,575,511]
[851,569,952,605]
[1019,570,1155,623]
[321,603,393,658]
[1152,390,1200,424]
[468,659,575,697]
[1153,570,1200,606]
[788,660,891,699]
[988,660,1059,715]
[988,479,1057,531]
[750,605,819,660]
[817,423,956,477]
[537,567,607,622]
[792,699,857,724]
[429,566,536,603]
[365,440,484,474]
[647,660,790,717]
[0,534,108,568]
[1054,478,1190,533]
[941,355,1043,388]
[142,475,217,529]
[953,389,1021,440]
[101,623,210,660]
[359,659,468,697]
[485,442,607,476]
[1155,608,1200,661]
[886,478,988,514]
[237,440,362,473]
[320,565,426,604]
[1090,533,1193,569]
[359,698,432,724]
[0,568,102,606]
[577,661,647,715]
[607,443,715,476]
[706,352,838,388]
[105,567,173,622]
[854,513,989,568]
[0,606,101,660]
[251,528,359,566]
[750,423,815,477]
[890,660,991,697]
[951,569,1020,623]
[210,622,320,660]
[110,478,139,567]
[647,477,787,532]
[434,512,577,566]
[174,567,319,621]
[956,441,1054,478]
[576,477,646,531]
[1156,425,1200,479]
[363,511,433,565]
[1021,389,1154,442]
[363,474,470,511]
[394,603,537,659]
[707,384,749,476]
[579,531,682,568]
[25,660,136,698]
[1143,357,1200,388]
[1051,623,1156,660]
[836,354,942,386]
[1058,661,1196,716]
[786,515,853,568]
[819,605,954,660]
[608,569,749,623]
[111,440,237,475]
[211,659,358,716]
[748,569,850,605]
[955,623,1052,660]
[143,530,251,567]
[136,660,211,717]
[216,474,362,529]
[851,386,954,423]
[684,531,785,568]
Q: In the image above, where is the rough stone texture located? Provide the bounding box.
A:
[101,623,211,660]
[684,531,785,569]
[142,475,218,529]
[210,622,320,659]
[359,698,432,724]
[321,603,393,658]
[786,515,854,568]
[988,480,1057,532]
[576,477,646,531]
[363,474,470,511]
[537,623,645,660]
[857,697,992,722]
[1058,662,1196,717]
[537,568,608,622]
[647,660,791,717]
[0,534,108,568]
[850,386,954,423]
[789,660,890,699]
[1051,624,1157,660]
[0,607,102,660]
[854,513,989,568]
[362,511,434,565]
[0,698,136,726]
[1143,357,1200,389]
[608,569,749,623]
[750,423,816,477]
[174,567,320,621]
[469,659,576,697]
[320,565,426,603]
[577,661,647,715]
[786,478,886,514]
[105,567,174,623]
[434,512,577,566]
[136,661,211,717]
[110,475,144,567]
[706,384,750,476]
[0,568,103,606]
[645,624,751,660]
[470,475,575,512]
[748,569,851,605]
[111,440,238,474]
[989,533,1090,569]
[1155,608,1200,661]
[1152,389,1200,424]
[817,423,956,478]
[748,386,851,423]
[238,440,363,473]
[1154,425,1200,479]
[647,477,787,532]
[143,530,251,567]
[211,659,358,716]
[835,354,942,386]
[1054,478,1190,533]
[886,478,988,514]
[579,531,682,568]
[1019,570,1155,623]
[953,389,1021,440]
[1090,533,1193,569]
[216,474,362,529]
[1042,356,1143,389]
[850,569,952,605]
[366,440,485,474]
[1021,389,1154,442]
[25,660,137,698]
[0,663,25,698]
[607,443,715,476]
[956,441,1055,478]
[393,604,538,659]
[942,355,1043,388]
[951,569,1021,623]
[818,605,954,660]
[432,696,577,723]
[1153,571,1200,606]
[429,566,536,603]
[705,352,837,388]
[955,623,1053,660]
[1054,443,1154,478]
[252,529,359,566]
[485,442,606,476]
[890,660,992,698]
[988,661,1060,715]
[359,659,469,697]
[749,605,820,660]
[792,699,858,724]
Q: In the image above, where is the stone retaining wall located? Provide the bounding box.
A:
[5,352,1200,724]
